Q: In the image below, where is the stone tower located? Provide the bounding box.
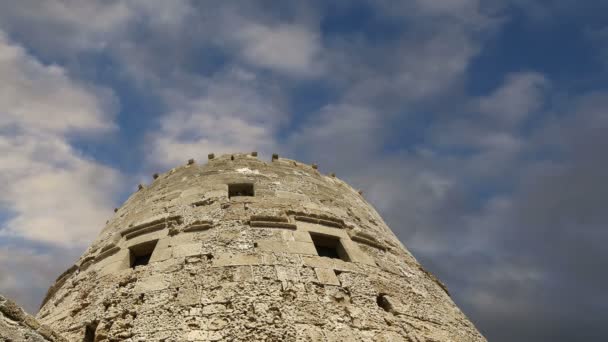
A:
[35,153,485,341]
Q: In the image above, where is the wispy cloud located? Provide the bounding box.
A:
[233,22,324,76]
[0,32,123,246]
[147,67,285,168]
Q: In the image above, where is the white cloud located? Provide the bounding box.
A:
[149,68,285,167]
[424,72,549,180]
[0,33,115,134]
[329,21,487,108]
[0,0,131,52]
[233,22,323,76]
[128,0,193,30]
[396,29,481,100]
[0,29,123,315]
[0,32,122,246]
[352,156,458,254]
[478,72,548,126]
[0,135,122,245]
[0,1,324,80]
[288,103,380,162]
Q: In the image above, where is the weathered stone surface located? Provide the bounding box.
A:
[35,153,485,341]
[0,295,67,341]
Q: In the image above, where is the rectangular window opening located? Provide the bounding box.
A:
[129,240,158,269]
[310,233,350,262]
[83,322,98,342]
[228,183,254,198]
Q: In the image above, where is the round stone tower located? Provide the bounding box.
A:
[37,153,485,341]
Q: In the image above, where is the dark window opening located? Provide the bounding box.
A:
[228,183,254,198]
[132,254,151,268]
[377,293,392,312]
[83,322,98,342]
[129,240,158,269]
[316,245,340,259]
[310,233,350,261]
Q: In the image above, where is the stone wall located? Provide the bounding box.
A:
[0,294,66,341]
[36,153,486,341]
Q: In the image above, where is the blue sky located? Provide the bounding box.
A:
[0,1,607,341]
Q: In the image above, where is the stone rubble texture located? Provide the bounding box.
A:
[0,295,67,342]
[30,153,485,341]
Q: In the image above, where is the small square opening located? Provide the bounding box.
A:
[228,183,254,198]
[310,233,350,262]
[129,240,158,269]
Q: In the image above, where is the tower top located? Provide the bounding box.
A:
[36,152,486,341]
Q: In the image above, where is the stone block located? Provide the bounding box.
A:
[202,304,226,315]
[154,256,181,273]
[205,189,228,198]
[125,230,166,248]
[326,206,348,218]
[108,249,130,265]
[130,214,169,229]
[135,274,169,293]
[332,258,361,273]
[293,301,326,325]
[315,268,340,286]
[150,237,172,263]
[94,246,121,266]
[275,265,299,282]
[303,201,323,211]
[170,232,198,245]
[208,331,224,341]
[233,266,253,282]
[281,230,295,241]
[212,253,262,267]
[286,241,318,255]
[301,255,335,269]
[173,243,202,258]
[256,240,317,255]
[341,239,376,266]
[0,298,25,322]
[208,317,228,331]
[250,221,297,229]
[275,190,309,201]
[293,230,313,243]
[177,287,200,306]
[180,188,205,198]
[209,183,228,190]
[95,249,128,274]
[253,265,279,282]
[255,240,283,252]
[23,315,41,330]
[296,221,349,239]
[98,259,128,276]
[149,247,172,263]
